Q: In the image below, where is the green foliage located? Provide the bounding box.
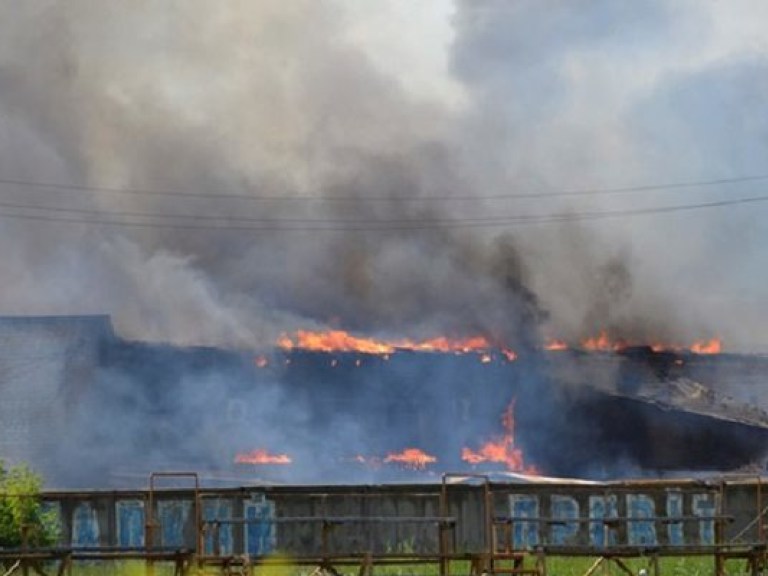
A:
[543,556,718,576]
[0,460,59,548]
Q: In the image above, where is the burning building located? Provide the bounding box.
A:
[1,1,767,497]
[1,315,768,489]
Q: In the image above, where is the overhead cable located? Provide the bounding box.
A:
[0,194,765,232]
[0,173,767,203]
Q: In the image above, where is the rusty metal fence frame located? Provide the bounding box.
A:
[3,474,768,575]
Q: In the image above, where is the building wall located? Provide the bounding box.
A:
[0,315,112,477]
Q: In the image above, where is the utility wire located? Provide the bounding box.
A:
[0,194,765,232]
[0,173,767,203]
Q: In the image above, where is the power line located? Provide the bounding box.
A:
[0,193,765,232]
[0,173,767,203]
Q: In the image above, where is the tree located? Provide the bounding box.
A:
[0,461,59,548]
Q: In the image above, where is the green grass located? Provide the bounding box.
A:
[30,555,760,576]
[528,556,752,576]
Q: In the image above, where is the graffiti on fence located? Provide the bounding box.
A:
[203,498,233,555]
[72,502,100,547]
[509,491,718,548]
[244,493,275,556]
[158,500,192,549]
[116,499,145,548]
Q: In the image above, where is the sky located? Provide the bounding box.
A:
[0,1,767,352]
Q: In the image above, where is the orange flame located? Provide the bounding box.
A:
[278,330,494,355]
[462,400,538,474]
[277,328,719,359]
[581,330,625,352]
[277,334,294,349]
[691,338,722,355]
[278,330,395,354]
[234,449,292,465]
[384,448,437,470]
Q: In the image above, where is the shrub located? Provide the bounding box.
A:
[0,460,59,548]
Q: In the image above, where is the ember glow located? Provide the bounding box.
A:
[501,349,518,362]
[691,338,723,355]
[347,450,438,471]
[345,455,383,469]
[650,343,677,353]
[462,400,538,474]
[402,335,491,354]
[254,355,269,368]
[234,449,292,465]
[383,448,437,470]
[580,331,723,355]
[544,339,568,351]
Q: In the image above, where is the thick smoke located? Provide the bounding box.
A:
[1,2,768,485]
[0,1,538,348]
[1,1,766,348]
[449,1,768,349]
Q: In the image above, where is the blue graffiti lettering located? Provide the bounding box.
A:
[72,503,100,548]
[627,494,657,546]
[510,495,539,549]
[245,494,275,556]
[588,495,618,547]
[692,494,716,545]
[116,500,145,548]
[665,492,684,546]
[550,495,579,545]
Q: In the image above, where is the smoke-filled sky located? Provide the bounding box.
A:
[1,1,767,351]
